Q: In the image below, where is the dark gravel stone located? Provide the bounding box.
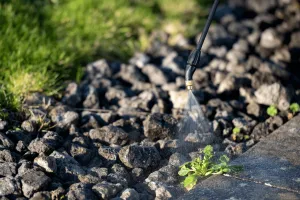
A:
[49,106,79,130]
[33,155,57,173]
[254,83,292,110]
[28,138,54,155]
[246,0,277,13]
[251,122,269,142]
[92,181,123,199]
[118,64,148,85]
[89,125,128,146]
[0,176,22,196]
[82,85,100,109]
[0,162,17,177]
[68,143,94,165]
[118,144,161,169]
[131,168,145,183]
[143,113,177,141]
[0,120,8,131]
[66,183,98,200]
[49,151,86,182]
[168,152,189,167]
[89,167,108,180]
[0,149,16,162]
[86,59,112,79]
[142,64,169,85]
[21,120,37,133]
[62,82,82,107]
[146,165,179,184]
[0,132,14,149]
[21,170,51,198]
[29,191,51,200]
[120,188,140,200]
[98,144,119,162]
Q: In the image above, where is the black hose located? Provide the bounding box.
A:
[196,0,220,51]
[185,0,219,82]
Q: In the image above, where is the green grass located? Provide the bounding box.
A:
[0,0,210,110]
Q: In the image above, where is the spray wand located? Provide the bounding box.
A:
[185,0,220,90]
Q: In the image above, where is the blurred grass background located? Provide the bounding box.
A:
[0,0,211,110]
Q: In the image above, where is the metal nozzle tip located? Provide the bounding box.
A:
[187,85,193,90]
[186,80,193,90]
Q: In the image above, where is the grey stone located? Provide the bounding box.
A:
[105,87,128,104]
[129,52,150,68]
[21,120,37,132]
[78,173,102,184]
[0,120,8,131]
[62,82,82,107]
[29,191,51,200]
[0,132,14,149]
[226,49,246,64]
[118,144,161,169]
[69,143,93,165]
[145,165,178,185]
[86,59,112,79]
[227,22,250,38]
[0,162,17,176]
[168,152,189,167]
[107,173,129,188]
[49,106,79,130]
[98,144,119,161]
[118,64,147,85]
[42,131,63,149]
[246,0,277,13]
[255,83,292,110]
[33,155,57,173]
[0,176,22,196]
[21,170,51,198]
[89,125,128,146]
[247,102,261,117]
[148,182,184,200]
[289,31,300,48]
[92,181,123,199]
[131,168,145,183]
[0,149,16,162]
[28,138,53,155]
[119,91,156,112]
[143,113,177,141]
[260,28,282,49]
[82,85,99,109]
[66,183,98,200]
[120,188,140,200]
[50,186,65,200]
[89,167,108,179]
[142,64,168,85]
[49,151,86,182]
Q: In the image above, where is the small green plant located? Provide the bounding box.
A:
[178,145,243,191]
[289,103,300,115]
[232,127,241,134]
[267,105,278,117]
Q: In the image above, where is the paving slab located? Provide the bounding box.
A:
[178,115,300,200]
[178,175,300,200]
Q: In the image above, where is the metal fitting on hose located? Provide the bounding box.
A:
[186,80,193,90]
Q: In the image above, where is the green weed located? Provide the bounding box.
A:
[178,145,243,191]
[267,105,278,117]
[289,103,300,115]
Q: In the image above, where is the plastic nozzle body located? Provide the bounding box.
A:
[185,49,201,81]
